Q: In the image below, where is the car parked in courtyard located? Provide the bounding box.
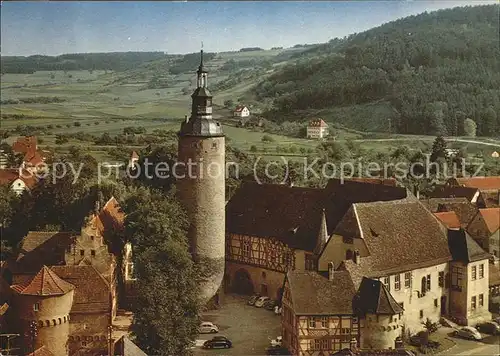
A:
[247,294,261,306]
[453,326,482,340]
[203,336,232,349]
[264,300,277,310]
[199,321,219,334]
[476,321,500,335]
[255,296,271,307]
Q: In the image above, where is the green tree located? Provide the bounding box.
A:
[463,118,477,137]
[250,145,258,153]
[430,136,447,162]
[223,99,234,108]
[125,189,199,355]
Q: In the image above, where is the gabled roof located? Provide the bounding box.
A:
[11,265,74,296]
[50,265,111,313]
[12,136,37,154]
[234,105,248,112]
[453,177,500,191]
[286,270,356,315]
[15,231,75,272]
[226,179,409,252]
[333,200,452,275]
[447,229,490,263]
[0,168,37,188]
[308,119,328,127]
[428,185,479,201]
[434,212,461,229]
[420,197,478,227]
[478,208,500,234]
[353,277,403,315]
[115,335,148,356]
[226,182,325,251]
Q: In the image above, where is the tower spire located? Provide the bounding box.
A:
[198,42,204,73]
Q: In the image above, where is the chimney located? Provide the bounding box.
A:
[328,262,335,282]
[353,250,360,264]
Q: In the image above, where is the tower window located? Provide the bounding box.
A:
[80,250,85,256]
[212,142,217,149]
[90,235,94,241]
[33,303,39,311]
[91,250,96,257]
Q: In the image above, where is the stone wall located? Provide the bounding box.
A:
[177,135,225,304]
[361,314,402,350]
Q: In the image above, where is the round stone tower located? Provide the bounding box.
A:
[10,265,74,356]
[177,49,225,304]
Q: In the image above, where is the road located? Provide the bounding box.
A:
[437,329,500,356]
[352,137,500,147]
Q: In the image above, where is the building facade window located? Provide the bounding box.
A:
[479,294,484,307]
[308,317,316,328]
[320,339,329,350]
[321,317,328,328]
[479,264,484,279]
[471,296,477,310]
[313,339,321,351]
[404,272,411,288]
[91,249,96,257]
[451,266,462,290]
[395,274,401,291]
[426,274,431,291]
[305,254,317,271]
[382,276,390,291]
[471,265,477,280]
[33,303,39,311]
[242,240,251,258]
[438,271,444,287]
[420,310,424,318]
[80,249,85,256]
[434,299,438,307]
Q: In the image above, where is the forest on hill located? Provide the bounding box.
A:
[254,5,500,137]
[0,52,167,73]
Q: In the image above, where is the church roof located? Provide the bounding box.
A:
[353,277,403,315]
[11,265,74,296]
[191,87,212,98]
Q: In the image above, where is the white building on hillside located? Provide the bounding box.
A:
[306,119,329,139]
[233,105,250,118]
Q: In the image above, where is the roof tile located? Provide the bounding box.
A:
[11,265,74,296]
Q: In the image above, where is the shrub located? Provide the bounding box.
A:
[262,134,275,143]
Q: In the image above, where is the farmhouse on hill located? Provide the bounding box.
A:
[233,105,250,118]
[306,118,329,139]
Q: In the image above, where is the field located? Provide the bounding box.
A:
[2,50,499,164]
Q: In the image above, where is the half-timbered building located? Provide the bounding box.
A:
[224,180,409,300]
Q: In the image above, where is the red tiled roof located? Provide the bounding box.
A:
[0,168,37,188]
[308,119,328,127]
[234,105,247,112]
[479,208,500,234]
[12,136,37,154]
[454,177,500,191]
[434,212,462,229]
[11,265,75,296]
[50,265,111,313]
[23,148,44,166]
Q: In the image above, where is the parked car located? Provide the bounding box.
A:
[255,296,271,307]
[264,300,277,310]
[199,321,219,334]
[266,346,291,355]
[453,326,482,340]
[476,321,500,335]
[270,336,283,347]
[493,316,500,325]
[203,336,232,349]
[247,294,261,306]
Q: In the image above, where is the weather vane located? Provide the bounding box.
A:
[201,41,204,50]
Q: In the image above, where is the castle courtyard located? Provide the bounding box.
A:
[193,294,282,355]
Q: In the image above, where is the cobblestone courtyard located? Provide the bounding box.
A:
[193,294,282,355]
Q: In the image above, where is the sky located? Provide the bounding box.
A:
[1,1,497,56]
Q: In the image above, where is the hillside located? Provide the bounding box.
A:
[252,5,500,137]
